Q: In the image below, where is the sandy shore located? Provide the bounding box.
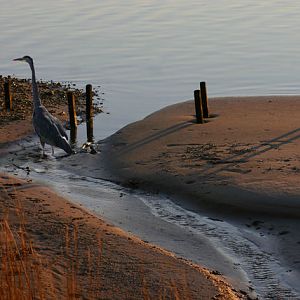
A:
[0,173,241,299]
[1,79,244,299]
[97,96,300,217]
[64,96,300,298]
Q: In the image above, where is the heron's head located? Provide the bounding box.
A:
[13,55,33,64]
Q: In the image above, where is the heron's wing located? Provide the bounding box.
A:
[50,114,69,140]
[33,107,68,145]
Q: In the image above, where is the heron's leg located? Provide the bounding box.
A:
[52,147,54,156]
[40,139,46,157]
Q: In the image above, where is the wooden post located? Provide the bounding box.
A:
[4,80,12,111]
[70,126,77,145]
[67,91,77,144]
[86,84,94,143]
[200,81,209,118]
[194,89,204,124]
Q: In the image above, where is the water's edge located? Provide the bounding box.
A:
[1,136,300,299]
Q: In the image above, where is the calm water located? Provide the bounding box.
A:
[2,1,300,139]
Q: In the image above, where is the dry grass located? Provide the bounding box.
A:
[0,204,92,300]
[0,182,79,300]
[0,183,189,300]
[0,211,44,299]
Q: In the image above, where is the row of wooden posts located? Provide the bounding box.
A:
[194,81,209,123]
[2,80,94,144]
[3,79,208,145]
[67,84,94,144]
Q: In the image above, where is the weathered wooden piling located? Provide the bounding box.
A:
[194,89,204,124]
[4,80,12,111]
[67,91,77,143]
[86,84,94,143]
[200,81,209,118]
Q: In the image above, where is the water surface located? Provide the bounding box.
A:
[1,1,300,139]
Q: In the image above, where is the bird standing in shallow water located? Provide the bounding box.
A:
[13,55,73,156]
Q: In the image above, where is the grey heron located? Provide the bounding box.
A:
[13,55,73,156]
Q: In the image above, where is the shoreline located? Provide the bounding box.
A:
[4,89,300,298]
[0,75,103,147]
[0,173,242,299]
[0,79,244,298]
[65,96,300,298]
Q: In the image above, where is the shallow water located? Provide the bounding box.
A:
[2,1,300,140]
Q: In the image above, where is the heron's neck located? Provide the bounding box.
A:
[29,61,42,108]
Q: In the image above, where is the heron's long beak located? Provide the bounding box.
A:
[13,58,24,61]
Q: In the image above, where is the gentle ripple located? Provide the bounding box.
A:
[2,1,300,140]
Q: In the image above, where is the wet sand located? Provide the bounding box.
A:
[96,96,300,217]
[68,96,300,298]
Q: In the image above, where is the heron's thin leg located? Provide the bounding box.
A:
[40,139,46,157]
[52,147,54,156]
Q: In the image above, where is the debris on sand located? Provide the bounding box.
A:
[0,75,103,126]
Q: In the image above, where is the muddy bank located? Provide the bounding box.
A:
[0,75,102,145]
